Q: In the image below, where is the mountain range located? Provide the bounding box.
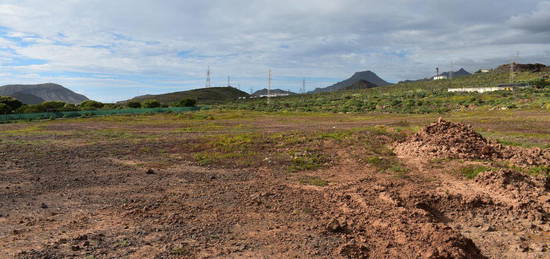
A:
[0,83,89,104]
[310,71,391,93]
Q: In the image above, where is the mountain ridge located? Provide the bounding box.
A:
[0,83,89,104]
[122,87,249,104]
[310,70,391,93]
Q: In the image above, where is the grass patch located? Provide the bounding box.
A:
[299,176,329,187]
[458,165,490,179]
[288,150,328,172]
[528,166,550,177]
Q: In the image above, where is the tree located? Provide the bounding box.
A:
[142,99,160,108]
[175,98,197,107]
[127,101,141,108]
[0,96,23,113]
[41,101,66,112]
[63,103,79,111]
[0,103,9,114]
[79,100,104,110]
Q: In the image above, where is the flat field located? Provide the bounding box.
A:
[1,110,549,258]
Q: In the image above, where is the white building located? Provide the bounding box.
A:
[448,86,513,93]
[433,75,448,80]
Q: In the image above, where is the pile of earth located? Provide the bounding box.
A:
[475,169,550,214]
[394,119,550,167]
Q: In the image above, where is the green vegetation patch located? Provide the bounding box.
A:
[458,165,490,179]
[288,150,329,172]
[299,176,329,187]
[527,166,550,177]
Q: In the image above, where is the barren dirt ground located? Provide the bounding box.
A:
[0,110,548,258]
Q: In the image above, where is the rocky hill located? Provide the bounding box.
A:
[311,71,391,93]
[122,87,249,105]
[0,83,89,104]
[341,79,379,91]
[437,68,471,79]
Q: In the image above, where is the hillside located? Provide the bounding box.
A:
[341,79,379,91]
[311,70,391,93]
[437,68,471,79]
[252,89,296,97]
[0,83,89,104]
[123,87,250,105]
[223,65,549,114]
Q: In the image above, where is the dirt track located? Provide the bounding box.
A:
[1,112,549,258]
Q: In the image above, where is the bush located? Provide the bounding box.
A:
[175,98,197,107]
[0,96,23,113]
[142,99,161,108]
[63,103,79,111]
[80,100,104,110]
[127,101,141,108]
[41,101,66,112]
[16,104,46,113]
[0,103,9,114]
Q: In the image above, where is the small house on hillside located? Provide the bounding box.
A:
[433,75,448,80]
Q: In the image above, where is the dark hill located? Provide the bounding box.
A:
[341,79,379,91]
[252,89,296,97]
[438,68,471,79]
[123,87,249,105]
[311,71,391,93]
[496,63,548,73]
[0,83,88,104]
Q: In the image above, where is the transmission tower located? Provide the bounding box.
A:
[227,75,231,87]
[267,69,272,105]
[302,78,306,94]
[510,52,519,84]
[205,66,211,88]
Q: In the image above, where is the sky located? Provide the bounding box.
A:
[1,0,550,102]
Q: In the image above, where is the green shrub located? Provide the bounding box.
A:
[142,99,161,108]
[176,98,197,107]
[80,100,104,110]
[16,104,45,113]
[0,96,23,113]
[0,103,9,114]
[63,103,79,111]
[127,101,141,108]
[41,101,66,112]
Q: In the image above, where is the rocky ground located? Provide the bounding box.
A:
[0,112,548,258]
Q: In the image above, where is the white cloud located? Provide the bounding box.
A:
[0,0,549,101]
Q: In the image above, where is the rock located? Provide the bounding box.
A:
[40,203,48,209]
[146,169,156,175]
[326,218,347,233]
[481,225,495,232]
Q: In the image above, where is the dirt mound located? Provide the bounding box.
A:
[394,119,499,160]
[394,119,550,167]
[475,169,549,213]
[500,146,550,167]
